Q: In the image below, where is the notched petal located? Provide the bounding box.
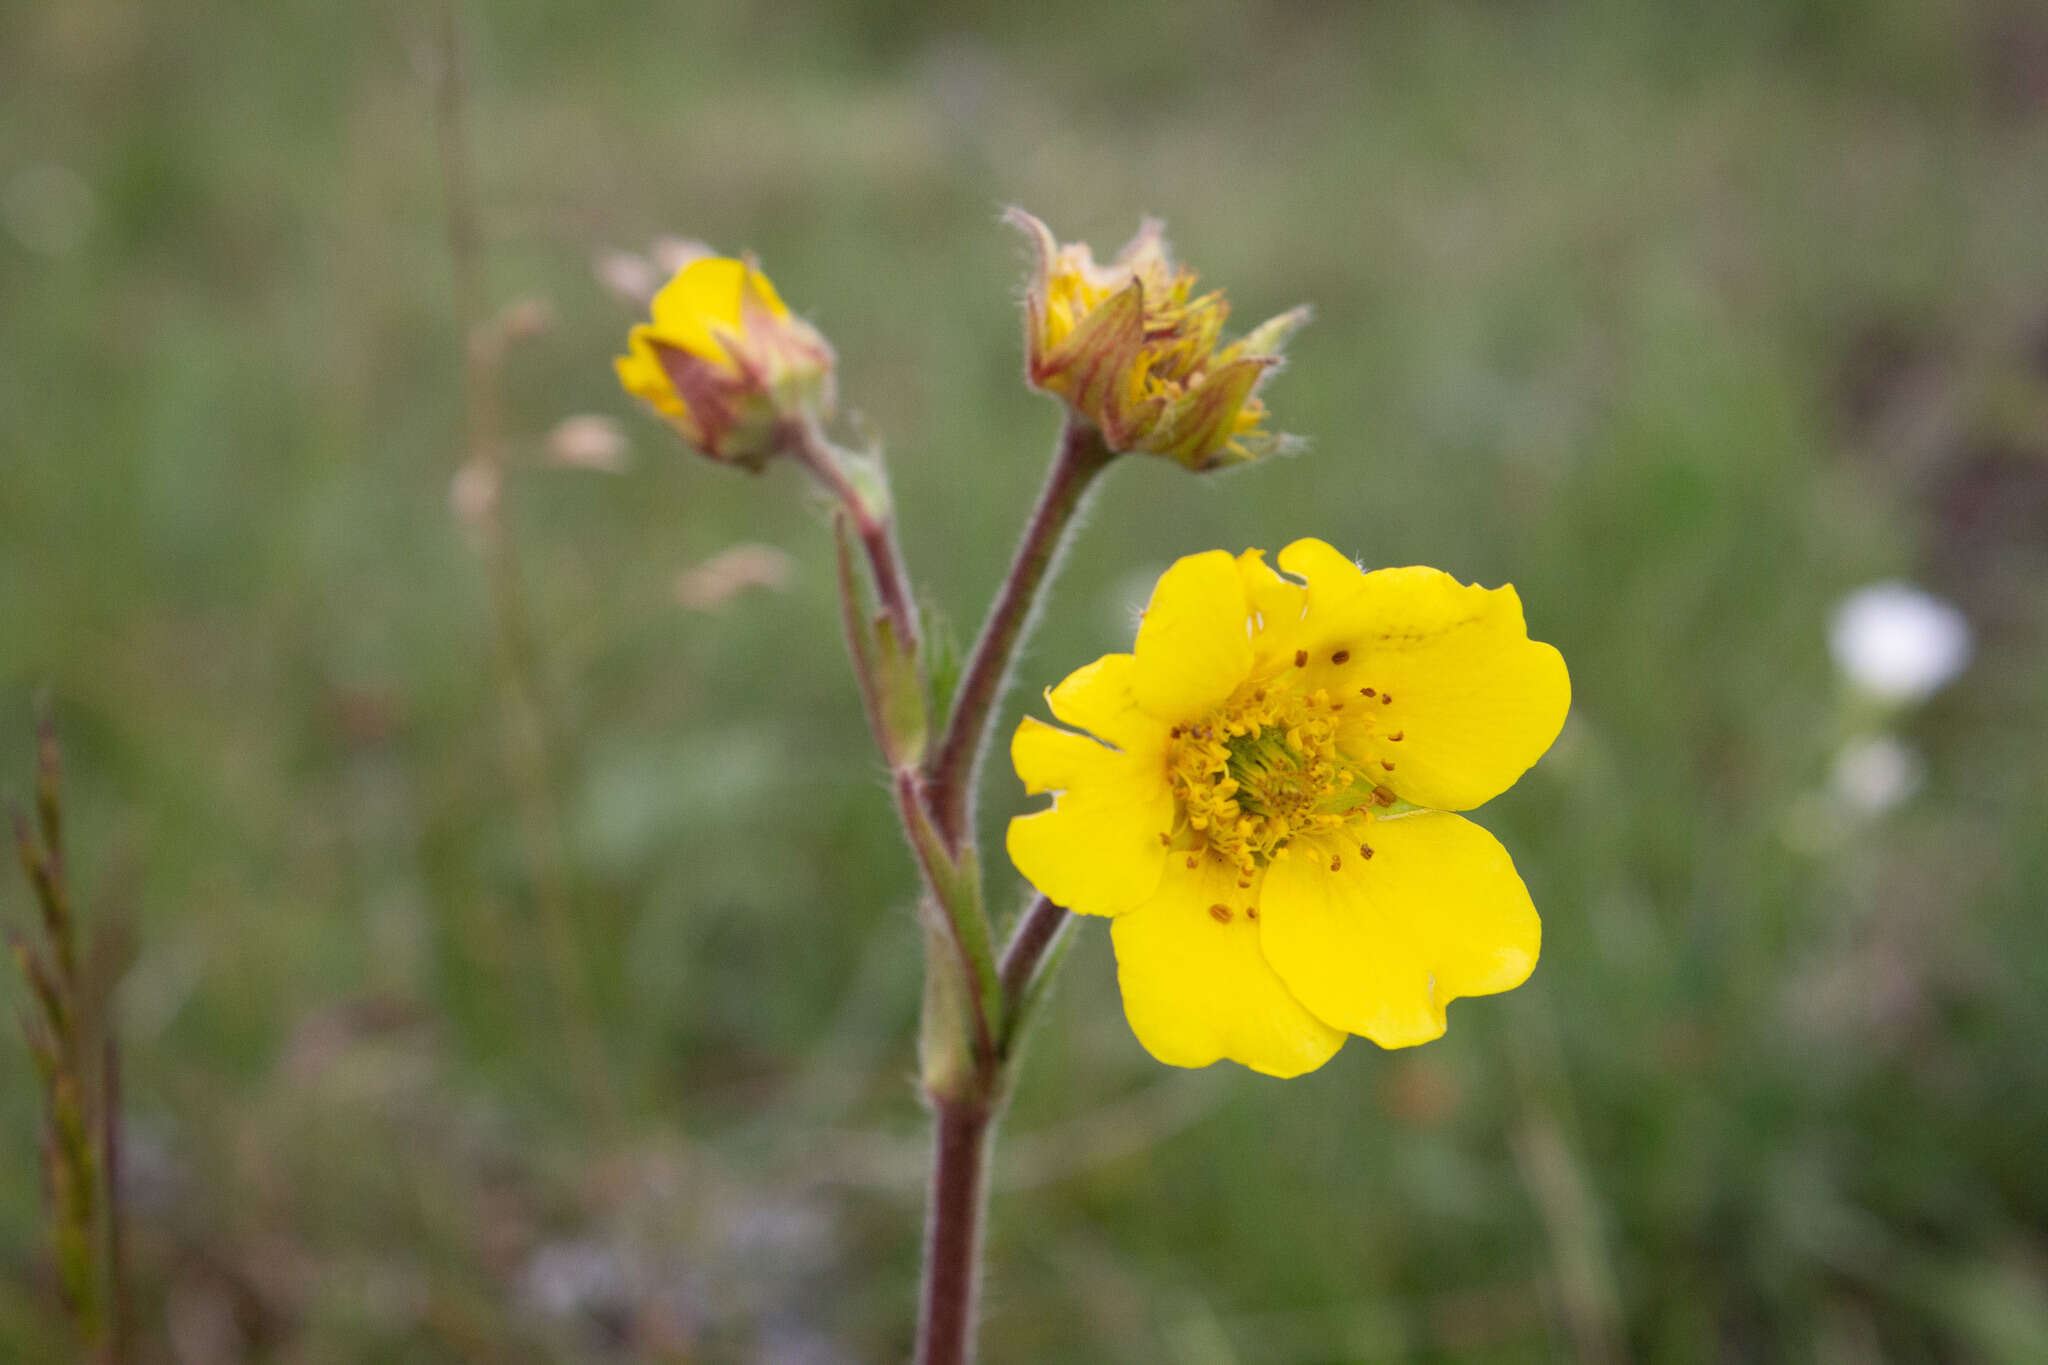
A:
[1111,857,1344,1077]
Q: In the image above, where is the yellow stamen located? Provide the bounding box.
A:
[1165,675,1380,877]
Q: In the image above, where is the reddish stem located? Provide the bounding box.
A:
[925,419,1114,850]
[789,420,921,658]
[916,1099,993,1365]
[996,895,1071,1049]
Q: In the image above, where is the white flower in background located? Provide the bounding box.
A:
[595,247,659,305]
[547,414,631,472]
[1828,582,1972,706]
[1829,734,1924,817]
[675,542,794,611]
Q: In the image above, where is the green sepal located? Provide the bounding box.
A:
[833,445,894,524]
[921,600,963,739]
[916,830,1001,1046]
[917,913,978,1102]
[873,613,928,767]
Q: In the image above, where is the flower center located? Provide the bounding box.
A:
[1167,680,1382,877]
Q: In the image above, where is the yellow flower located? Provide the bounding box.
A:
[614,254,835,469]
[1006,540,1569,1077]
[1009,209,1308,471]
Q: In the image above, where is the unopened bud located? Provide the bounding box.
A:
[613,254,836,470]
[1008,208,1307,471]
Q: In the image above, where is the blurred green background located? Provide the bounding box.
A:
[6,0,2048,1360]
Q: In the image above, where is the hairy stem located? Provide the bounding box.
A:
[831,514,894,755]
[916,1099,993,1365]
[911,896,1077,1364]
[926,419,1115,850]
[789,418,920,659]
[996,895,1072,1053]
[907,418,1113,1362]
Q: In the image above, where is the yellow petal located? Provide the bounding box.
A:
[1275,541,1569,812]
[1257,812,1540,1049]
[1011,714,1122,794]
[1043,653,1159,754]
[614,331,698,431]
[738,261,791,320]
[644,257,751,364]
[1272,538,1366,616]
[1237,549,1307,668]
[1007,716,1172,917]
[1111,856,1345,1077]
[1131,550,1253,721]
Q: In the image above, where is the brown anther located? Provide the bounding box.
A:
[1360,687,1376,697]
[1208,903,1233,924]
[1329,853,1343,872]
[1294,649,1308,668]
[1185,854,1200,869]
[1245,906,1258,919]
[1159,832,1173,846]
[1331,649,1351,664]
[1330,702,1345,711]
[1170,725,1182,738]
[1360,843,1375,859]
[1372,785,1397,805]
[1238,878,1253,889]
[1381,759,1396,771]
[1253,689,1265,701]
[1381,693,1394,704]
[1389,731,1404,741]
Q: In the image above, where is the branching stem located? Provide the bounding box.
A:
[907,417,1114,1362]
[736,306,1121,1365]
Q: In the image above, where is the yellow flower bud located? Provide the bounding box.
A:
[614,254,835,470]
[1009,209,1308,471]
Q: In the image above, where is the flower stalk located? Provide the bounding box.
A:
[819,414,1113,1360]
[926,417,1116,851]
[995,894,1073,1055]
[794,417,921,665]
[900,415,1121,1362]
